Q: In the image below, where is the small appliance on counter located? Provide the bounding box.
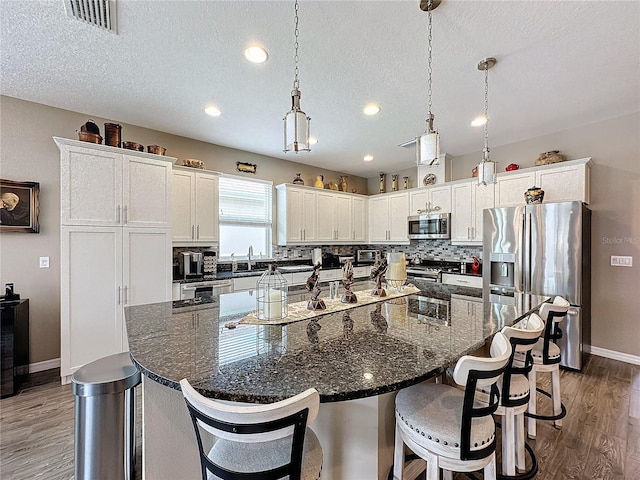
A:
[202,251,217,278]
[356,249,381,264]
[178,251,204,280]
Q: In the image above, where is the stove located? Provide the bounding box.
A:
[406,266,442,281]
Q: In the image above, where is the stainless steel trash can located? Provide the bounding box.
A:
[72,352,141,480]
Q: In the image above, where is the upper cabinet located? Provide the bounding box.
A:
[172,167,219,244]
[409,184,452,215]
[450,180,495,245]
[276,184,368,245]
[57,138,174,228]
[369,191,409,244]
[495,158,591,207]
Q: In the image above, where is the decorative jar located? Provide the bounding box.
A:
[524,186,545,204]
[292,173,304,185]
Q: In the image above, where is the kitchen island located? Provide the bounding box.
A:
[126,283,548,480]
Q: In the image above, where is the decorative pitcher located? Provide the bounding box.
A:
[314,175,324,188]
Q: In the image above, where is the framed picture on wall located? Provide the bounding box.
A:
[0,179,40,233]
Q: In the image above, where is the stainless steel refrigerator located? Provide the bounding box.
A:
[483,201,591,370]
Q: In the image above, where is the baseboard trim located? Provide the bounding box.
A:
[15,358,61,375]
[589,346,640,366]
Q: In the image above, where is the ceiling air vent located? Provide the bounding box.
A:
[65,0,117,33]
[398,138,417,149]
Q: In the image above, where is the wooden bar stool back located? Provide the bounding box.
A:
[393,332,512,480]
[180,379,323,480]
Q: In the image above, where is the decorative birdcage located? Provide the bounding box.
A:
[256,265,288,320]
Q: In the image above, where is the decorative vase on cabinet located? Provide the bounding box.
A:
[292,173,304,185]
[314,175,324,188]
[339,175,348,192]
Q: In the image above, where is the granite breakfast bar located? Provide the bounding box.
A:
[125,282,548,480]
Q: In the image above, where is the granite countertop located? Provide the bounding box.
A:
[125,283,548,404]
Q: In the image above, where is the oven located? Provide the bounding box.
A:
[180,279,234,300]
[407,213,450,240]
[406,266,442,283]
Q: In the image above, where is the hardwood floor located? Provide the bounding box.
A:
[0,355,638,480]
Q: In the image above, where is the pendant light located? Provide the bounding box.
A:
[416,0,442,166]
[476,57,497,186]
[283,0,311,153]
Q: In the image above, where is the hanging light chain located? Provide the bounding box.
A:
[427,0,434,116]
[483,62,489,152]
[293,0,300,91]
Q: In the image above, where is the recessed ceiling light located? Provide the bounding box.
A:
[363,154,374,162]
[244,46,268,64]
[309,136,318,145]
[471,115,487,127]
[205,106,222,117]
[363,104,381,116]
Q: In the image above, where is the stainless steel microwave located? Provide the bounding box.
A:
[407,213,450,240]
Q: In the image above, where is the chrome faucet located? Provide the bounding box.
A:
[247,245,254,271]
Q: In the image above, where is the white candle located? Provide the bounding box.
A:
[265,289,283,320]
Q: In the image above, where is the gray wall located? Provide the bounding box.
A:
[369,113,640,357]
[0,95,367,365]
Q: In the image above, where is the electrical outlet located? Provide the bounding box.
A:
[610,255,632,267]
[39,256,50,268]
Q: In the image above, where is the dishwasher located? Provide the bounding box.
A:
[180,279,234,300]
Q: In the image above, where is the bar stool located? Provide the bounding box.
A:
[393,332,512,480]
[490,314,544,477]
[180,379,323,480]
[526,296,570,440]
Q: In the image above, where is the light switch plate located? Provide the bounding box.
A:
[39,256,50,268]
[610,255,632,267]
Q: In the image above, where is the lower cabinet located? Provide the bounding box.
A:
[450,294,484,353]
[441,273,482,289]
[60,226,172,383]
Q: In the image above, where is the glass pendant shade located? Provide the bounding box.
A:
[477,152,497,186]
[386,252,407,290]
[416,130,440,165]
[283,89,310,153]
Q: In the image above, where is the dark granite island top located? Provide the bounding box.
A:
[125,283,549,404]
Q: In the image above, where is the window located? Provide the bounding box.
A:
[218,175,272,259]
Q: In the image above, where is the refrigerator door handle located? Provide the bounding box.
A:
[516,212,525,292]
[525,212,532,292]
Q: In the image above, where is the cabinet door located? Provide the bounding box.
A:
[388,193,409,242]
[535,164,588,203]
[284,188,304,243]
[172,170,196,241]
[429,185,452,213]
[451,182,473,242]
[351,196,367,242]
[335,195,352,242]
[409,189,430,215]
[124,155,172,228]
[472,182,495,241]
[495,171,535,207]
[316,191,337,242]
[194,173,218,242]
[60,145,122,226]
[300,190,317,242]
[61,226,123,379]
[369,196,390,242]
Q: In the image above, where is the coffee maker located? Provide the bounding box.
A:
[179,252,204,280]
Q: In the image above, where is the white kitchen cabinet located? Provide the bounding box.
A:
[441,273,482,289]
[57,138,173,228]
[450,294,484,353]
[233,276,259,292]
[60,225,172,382]
[316,191,352,243]
[369,192,409,243]
[495,158,591,207]
[351,196,367,242]
[56,138,174,383]
[276,185,317,245]
[352,265,371,278]
[451,180,494,244]
[172,167,219,244]
[408,184,451,215]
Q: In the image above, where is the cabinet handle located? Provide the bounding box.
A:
[116,205,121,224]
[471,227,475,239]
[467,227,471,240]
[197,225,200,239]
[123,205,128,225]
[124,286,128,305]
[117,286,121,305]
[192,225,195,240]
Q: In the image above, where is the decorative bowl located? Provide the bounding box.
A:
[524,186,545,204]
[77,131,102,144]
[122,141,144,152]
[147,145,166,155]
[183,158,204,169]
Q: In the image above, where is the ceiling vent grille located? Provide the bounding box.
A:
[398,138,417,148]
[65,0,117,32]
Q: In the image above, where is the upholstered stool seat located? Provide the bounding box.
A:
[530,338,560,361]
[206,428,323,480]
[393,332,512,480]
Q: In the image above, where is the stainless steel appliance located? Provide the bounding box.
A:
[356,249,381,264]
[483,201,591,370]
[179,252,203,280]
[406,266,441,282]
[407,213,450,240]
[180,279,233,300]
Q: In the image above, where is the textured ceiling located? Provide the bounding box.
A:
[1,0,638,178]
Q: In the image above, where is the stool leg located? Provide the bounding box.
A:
[551,367,562,429]
[527,367,537,439]
[503,409,515,476]
[393,422,405,480]
[484,452,497,480]
[442,470,453,480]
[425,451,439,480]
[515,412,526,472]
